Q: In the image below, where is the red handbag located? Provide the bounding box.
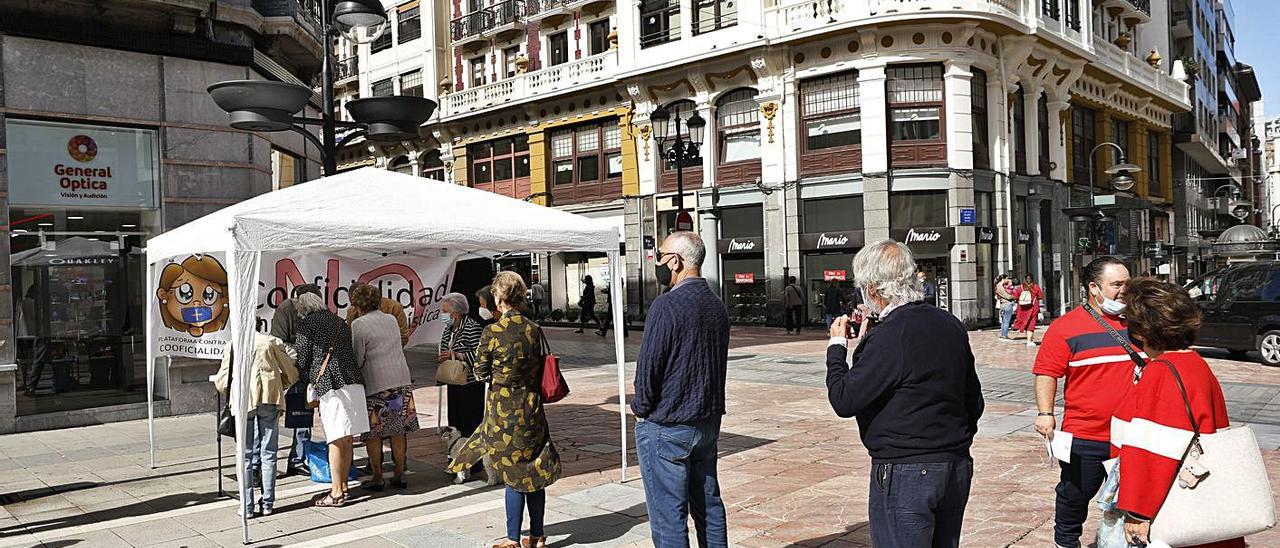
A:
[539,331,570,403]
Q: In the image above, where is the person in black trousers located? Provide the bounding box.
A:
[438,293,485,438]
[575,275,602,333]
[826,239,984,548]
[783,276,805,334]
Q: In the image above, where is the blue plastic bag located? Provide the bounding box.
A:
[306,440,360,484]
[1096,458,1134,548]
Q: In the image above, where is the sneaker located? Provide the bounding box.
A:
[260,505,273,517]
[1027,341,1038,347]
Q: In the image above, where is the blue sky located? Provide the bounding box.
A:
[1233,0,1278,117]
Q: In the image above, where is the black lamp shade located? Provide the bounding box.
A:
[686,111,706,146]
[334,0,388,28]
[346,96,438,142]
[650,106,671,143]
[207,80,311,132]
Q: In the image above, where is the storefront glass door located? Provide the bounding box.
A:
[10,209,151,416]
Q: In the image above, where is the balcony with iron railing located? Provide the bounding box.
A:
[334,56,359,84]
[528,0,609,27]
[444,49,617,118]
[451,0,526,49]
[253,0,321,37]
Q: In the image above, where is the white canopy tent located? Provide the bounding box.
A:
[143,168,629,543]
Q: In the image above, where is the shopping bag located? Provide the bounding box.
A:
[305,440,360,484]
[283,384,314,429]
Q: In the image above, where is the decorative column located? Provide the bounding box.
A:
[858,64,890,242]
[1023,85,1042,177]
[989,73,1013,277]
[1046,95,1070,181]
[944,60,978,325]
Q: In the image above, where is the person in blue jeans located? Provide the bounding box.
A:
[633,231,730,548]
[995,274,1016,339]
[216,332,298,517]
[827,240,984,548]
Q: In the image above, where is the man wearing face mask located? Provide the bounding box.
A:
[826,240,984,548]
[633,231,730,548]
[1032,256,1143,548]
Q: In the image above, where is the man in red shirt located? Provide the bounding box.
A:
[1032,256,1140,548]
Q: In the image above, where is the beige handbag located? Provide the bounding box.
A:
[1147,361,1276,546]
[435,328,470,386]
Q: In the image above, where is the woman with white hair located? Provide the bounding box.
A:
[438,292,486,440]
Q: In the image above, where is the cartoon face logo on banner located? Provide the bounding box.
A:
[156,254,230,337]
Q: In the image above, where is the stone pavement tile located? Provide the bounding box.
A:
[171,505,251,536]
[976,414,1037,438]
[148,534,222,548]
[60,486,137,508]
[110,518,199,546]
[0,517,24,538]
[39,528,133,547]
[381,522,483,548]
[6,494,77,518]
[577,443,623,454]
[557,482,648,517]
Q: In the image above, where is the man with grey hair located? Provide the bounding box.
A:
[826,239,984,548]
[633,230,730,548]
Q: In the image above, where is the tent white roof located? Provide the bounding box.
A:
[146,167,620,262]
[144,168,630,544]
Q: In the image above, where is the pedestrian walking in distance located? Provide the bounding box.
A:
[1032,256,1138,548]
[634,231,730,548]
[575,275,602,334]
[826,239,984,548]
[783,276,805,334]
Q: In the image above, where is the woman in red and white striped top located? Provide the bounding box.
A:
[1110,277,1242,548]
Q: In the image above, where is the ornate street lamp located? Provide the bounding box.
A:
[1062,142,1141,250]
[650,104,706,226]
[207,0,436,175]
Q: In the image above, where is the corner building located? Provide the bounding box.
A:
[361,0,1190,328]
[0,0,323,432]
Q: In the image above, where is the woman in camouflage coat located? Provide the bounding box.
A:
[448,271,560,548]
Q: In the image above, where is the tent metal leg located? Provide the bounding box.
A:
[436,385,444,434]
[217,389,224,498]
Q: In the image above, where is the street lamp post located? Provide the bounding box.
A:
[649,104,706,228]
[1061,141,1140,305]
[207,0,437,176]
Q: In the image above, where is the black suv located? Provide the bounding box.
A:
[1186,262,1280,366]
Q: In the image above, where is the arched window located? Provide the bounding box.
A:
[716,88,760,164]
[389,155,412,175]
[421,150,446,181]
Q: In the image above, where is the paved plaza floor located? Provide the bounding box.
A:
[3,325,1280,547]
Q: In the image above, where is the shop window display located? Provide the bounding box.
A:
[11,209,153,416]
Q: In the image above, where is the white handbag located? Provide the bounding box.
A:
[1147,361,1276,546]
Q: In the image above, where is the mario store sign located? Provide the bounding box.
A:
[151,252,456,360]
[5,119,160,208]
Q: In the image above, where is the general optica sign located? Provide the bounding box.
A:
[6,119,159,208]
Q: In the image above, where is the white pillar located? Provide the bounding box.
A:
[858,64,889,241]
[1023,85,1042,176]
[944,61,975,170]
[1047,97,1070,181]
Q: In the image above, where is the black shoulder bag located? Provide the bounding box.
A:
[1083,302,1147,369]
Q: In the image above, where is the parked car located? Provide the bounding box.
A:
[1185,262,1280,366]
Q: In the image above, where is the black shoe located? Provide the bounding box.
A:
[573,329,583,334]
[284,465,309,478]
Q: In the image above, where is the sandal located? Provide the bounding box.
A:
[491,541,520,548]
[521,537,547,548]
[314,492,347,507]
[360,480,385,492]
[390,477,408,489]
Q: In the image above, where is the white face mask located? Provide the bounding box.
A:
[1093,287,1126,316]
[861,287,884,315]
[478,307,494,321]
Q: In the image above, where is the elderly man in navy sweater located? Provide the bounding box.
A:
[826,239,984,548]
[633,231,730,548]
